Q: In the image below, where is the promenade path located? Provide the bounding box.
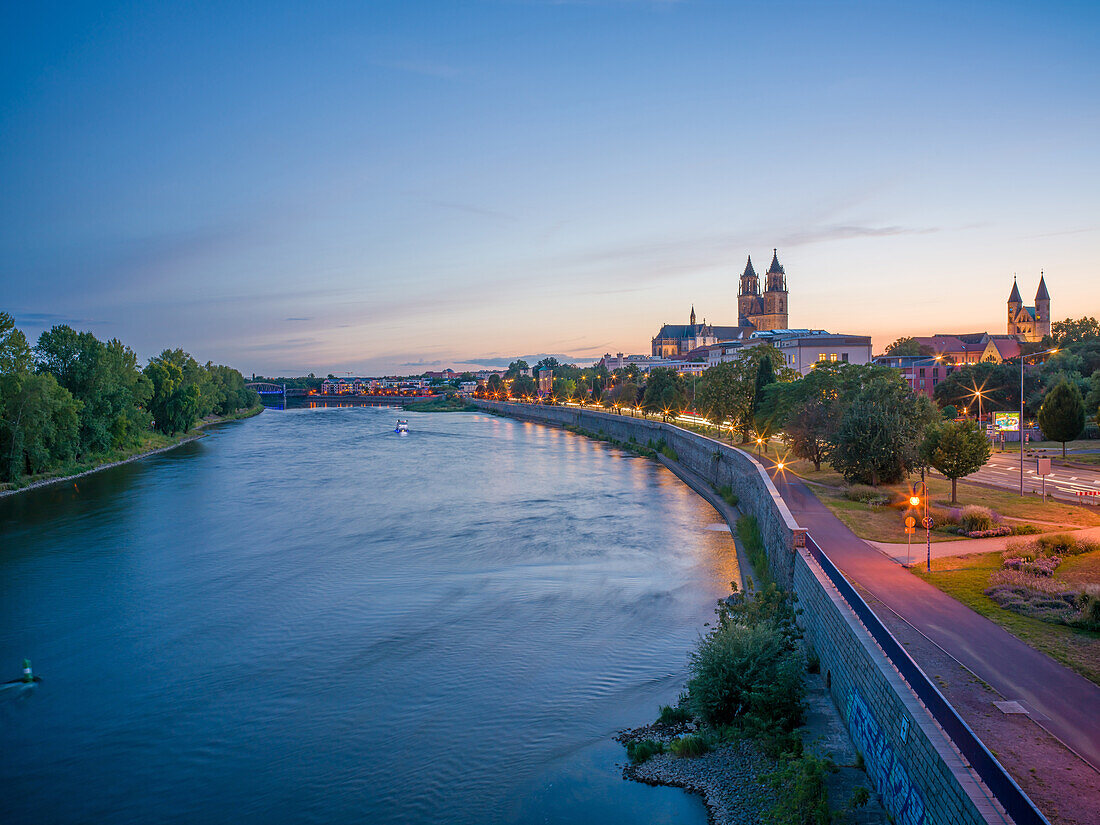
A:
[760,457,1100,772]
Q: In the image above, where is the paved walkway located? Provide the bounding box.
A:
[867,525,1100,567]
[755,455,1100,772]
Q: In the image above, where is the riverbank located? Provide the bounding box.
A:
[400,397,477,412]
[0,405,263,498]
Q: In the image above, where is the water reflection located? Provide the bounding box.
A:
[0,408,737,825]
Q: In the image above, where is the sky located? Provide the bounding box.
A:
[2,0,1098,376]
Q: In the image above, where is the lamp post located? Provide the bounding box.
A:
[910,484,931,571]
[1019,348,1058,496]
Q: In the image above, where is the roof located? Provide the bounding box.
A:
[1008,279,1023,304]
[742,255,757,279]
[986,338,1022,359]
[1035,274,1050,301]
[767,249,784,275]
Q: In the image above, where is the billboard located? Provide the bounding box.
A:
[993,411,1020,432]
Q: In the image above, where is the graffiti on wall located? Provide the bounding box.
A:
[848,689,925,825]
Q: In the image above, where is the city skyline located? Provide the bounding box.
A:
[3,1,1098,375]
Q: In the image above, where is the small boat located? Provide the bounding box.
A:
[395,419,409,435]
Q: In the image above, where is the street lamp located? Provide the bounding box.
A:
[1019,348,1057,495]
[908,488,931,571]
[968,386,987,426]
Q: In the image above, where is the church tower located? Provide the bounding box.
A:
[738,256,762,327]
[1007,277,1023,333]
[758,249,790,331]
[690,305,696,326]
[1034,273,1051,340]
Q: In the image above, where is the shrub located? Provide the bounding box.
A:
[1013,524,1043,536]
[716,484,739,507]
[660,444,679,461]
[737,514,772,585]
[764,753,833,825]
[845,484,889,505]
[1037,533,1100,557]
[625,739,665,764]
[965,526,1013,539]
[1076,595,1100,630]
[657,700,692,726]
[688,622,804,731]
[669,734,711,758]
[959,505,995,533]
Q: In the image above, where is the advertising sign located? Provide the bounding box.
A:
[993,411,1020,432]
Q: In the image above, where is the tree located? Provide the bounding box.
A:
[505,360,529,379]
[0,372,81,482]
[885,337,921,356]
[1038,379,1086,457]
[610,381,638,410]
[786,399,835,472]
[206,363,258,415]
[509,375,536,399]
[921,419,992,503]
[35,326,153,453]
[486,374,504,396]
[941,405,958,419]
[641,367,687,418]
[572,376,590,402]
[831,381,937,485]
[1052,317,1100,347]
[752,355,776,433]
[551,377,576,402]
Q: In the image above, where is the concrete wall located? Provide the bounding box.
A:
[473,400,1012,825]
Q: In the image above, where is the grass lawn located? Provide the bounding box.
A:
[914,550,1100,685]
[777,454,1100,543]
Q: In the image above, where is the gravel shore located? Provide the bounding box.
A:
[617,723,777,825]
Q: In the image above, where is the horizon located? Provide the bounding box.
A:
[3,1,1098,375]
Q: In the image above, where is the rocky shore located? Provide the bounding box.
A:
[616,721,777,825]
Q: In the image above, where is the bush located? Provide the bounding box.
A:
[737,514,772,585]
[764,753,833,825]
[845,484,890,505]
[688,622,804,731]
[959,505,995,533]
[716,484,739,507]
[1037,533,1100,557]
[1013,523,1043,536]
[658,700,692,726]
[626,739,665,764]
[660,444,679,461]
[965,526,1013,539]
[669,734,711,758]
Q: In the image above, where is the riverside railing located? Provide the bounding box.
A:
[805,535,1050,825]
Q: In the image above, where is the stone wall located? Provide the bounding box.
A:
[472,400,1015,825]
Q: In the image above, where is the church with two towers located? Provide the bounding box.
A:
[651,250,790,356]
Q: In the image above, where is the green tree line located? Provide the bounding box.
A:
[0,313,257,484]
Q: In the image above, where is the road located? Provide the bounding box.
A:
[759,457,1100,772]
[965,454,1100,503]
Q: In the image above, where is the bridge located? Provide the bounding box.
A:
[246,382,287,408]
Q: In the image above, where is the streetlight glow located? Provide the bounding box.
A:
[909,495,921,507]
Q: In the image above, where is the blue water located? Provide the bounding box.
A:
[0,407,738,824]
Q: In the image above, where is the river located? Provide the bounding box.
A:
[0,406,739,824]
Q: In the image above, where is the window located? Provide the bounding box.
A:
[842,353,849,362]
[829,353,838,362]
[919,368,926,377]
[919,379,926,389]
[818,353,826,362]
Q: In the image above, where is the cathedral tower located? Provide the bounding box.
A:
[1034,273,1051,340]
[757,249,790,331]
[738,256,762,327]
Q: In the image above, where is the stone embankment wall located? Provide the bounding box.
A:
[473,400,1014,825]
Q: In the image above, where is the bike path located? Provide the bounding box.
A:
[761,460,1100,772]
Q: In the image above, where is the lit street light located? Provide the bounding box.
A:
[1019,348,1058,496]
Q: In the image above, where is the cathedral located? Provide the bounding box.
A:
[1007,274,1051,342]
[650,250,791,356]
[738,250,789,331]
